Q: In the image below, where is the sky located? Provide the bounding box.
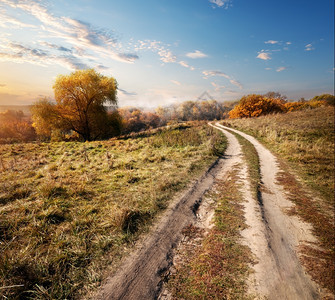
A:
[0,0,334,108]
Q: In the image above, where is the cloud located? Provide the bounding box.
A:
[186,50,208,59]
[0,39,90,70]
[171,80,181,86]
[276,66,287,72]
[211,82,225,91]
[229,79,243,89]
[257,51,271,60]
[209,0,232,9]
[118,88,137,96]
[286,42,292,45]
[135,40,179,64]
[0,11,36,28]
[202,70,230,79]
[178,61,195,70]
[203,70,242,89]
[305,43,314,51]
[1,0,139,64]
[0,83,6,87]
[265,40,279,44]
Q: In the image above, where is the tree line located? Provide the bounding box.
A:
[0,68,333,143]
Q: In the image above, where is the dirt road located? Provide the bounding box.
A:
[93,124,321,300]
[214,123,319,299]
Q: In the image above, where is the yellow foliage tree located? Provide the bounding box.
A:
[53,69,117,141]
[229,94,285,119]
[32,69,118,141]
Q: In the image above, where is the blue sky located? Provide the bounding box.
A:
[0,0,333,108]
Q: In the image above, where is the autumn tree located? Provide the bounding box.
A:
[0,110,36,142]
[229,94,285,119]
[30,98,63,139]
[31,69,118,141]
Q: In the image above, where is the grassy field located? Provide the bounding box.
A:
[222,106,335,294]
[0,122,226,299]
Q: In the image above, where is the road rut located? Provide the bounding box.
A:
[214,123,319,299]
[94,124,321,300]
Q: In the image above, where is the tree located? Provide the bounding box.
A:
[0,110,36,142]
[31,98,62,139]
[32,69,118,141]
[263,91,287,101]
[53,69,117,141]
[229,94,285,119]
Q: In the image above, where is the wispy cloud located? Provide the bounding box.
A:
[276,66,287,72]
[203,70,230,79]
[305,43,314,51]
[203,70,242,89]
[135,40,176,63]
[0,10,36,28]
[0,83,6,87]
[265,40,279,44]
[178,61,195,70]
[171,80,181,86]
[257,51,271,60]
[0,39,90,70]
[0,0,139,66]
[186,50,208,59]
[211,82,225,91]
[209,0,232,9]
[118,88,137,96]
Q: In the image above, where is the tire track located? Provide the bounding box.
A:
[214,123,320,299]
[93,132,242,300]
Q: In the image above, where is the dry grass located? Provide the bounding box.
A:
[0,122,226,299]
[167,168,253,299]
[223,106,334,207]
[222,107,335,295]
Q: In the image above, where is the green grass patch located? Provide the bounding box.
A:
[0,122,226,299]
[168,168,253,299]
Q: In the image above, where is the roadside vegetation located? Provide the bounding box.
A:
[168,168,253,300]
[223,106,334,206]
[0,122,225,299]
[223,106,335,294]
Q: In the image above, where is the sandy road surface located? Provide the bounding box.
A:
[93,124,320,300]
[215,123,319,299]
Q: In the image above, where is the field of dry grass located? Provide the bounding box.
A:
[0,122,226,299]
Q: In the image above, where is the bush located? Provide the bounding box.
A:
[229,94,285,119]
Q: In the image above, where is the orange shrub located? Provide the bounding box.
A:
[229,94,285,119]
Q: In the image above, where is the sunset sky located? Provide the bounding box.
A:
[0,0,334,108]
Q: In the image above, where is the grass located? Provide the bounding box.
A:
[231,132,261,200]
[222,106,334,207]
[167,168,253,300]
[222,106,335,295]
[0,122,226,299]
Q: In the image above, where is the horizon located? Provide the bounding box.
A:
[0,0,334,108]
